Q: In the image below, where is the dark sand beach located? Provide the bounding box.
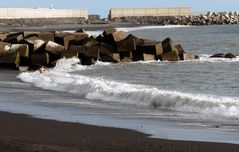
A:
[0,111,238,152]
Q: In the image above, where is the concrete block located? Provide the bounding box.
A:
[47,51,61,65]
[100,43,116,54]
[85,46,100,59]
[138,42,163,56]
[96,34,104,42]
[117,38,136,52]
[161,51,180,61]
[74,33,89,41]
[100,53,120,63]
[24,36,45,52]
[0,51,20,67]
[181,53,196,60]
[4,33,23,43]
[0,33,8,41]
[143,54,155,61]
[60,51,78,59]
[174,44,185,55]
[112,53,121,62]
[23,32,39,38]
[69,45,86,54]
[55,33,88,49]
[103,28,117,36]
[18,66,29,72]
[75,28,86,33]
[121,57,133,62]
[31,53,50,66]
[142,39,157,44]
[38,32,54,42]
[82,37,99,46]
[104,31,125,45]
[162,37,178,53]
[54,34,75,49]
[120,51,132,60]
[132,50,144,61]
[0,42,11,55]
[10,44,29,58]
[117,34,144,52]
[45,41,65,53]
[68,33,89,47]
[126,34,144,46]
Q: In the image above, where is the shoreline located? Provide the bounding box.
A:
[0,111,239,152]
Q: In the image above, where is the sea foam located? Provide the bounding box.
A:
[17,57,239,118]
[116,25,189,32]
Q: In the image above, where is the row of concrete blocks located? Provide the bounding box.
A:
[0,28,198,71]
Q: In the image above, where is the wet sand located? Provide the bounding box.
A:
[0,111,238,152]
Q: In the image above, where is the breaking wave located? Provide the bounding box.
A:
[17,57,239,118]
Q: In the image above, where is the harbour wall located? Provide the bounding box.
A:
[109,7,192,19]
[0,8,88,19]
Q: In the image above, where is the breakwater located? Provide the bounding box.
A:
[111,12,239,25]
[0,28,199,71]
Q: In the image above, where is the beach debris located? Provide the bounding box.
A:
[0,28,207,71]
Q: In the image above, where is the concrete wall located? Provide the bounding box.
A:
[0,8,88,19]
[109,7,191,19]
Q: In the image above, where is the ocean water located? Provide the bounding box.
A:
[2,25,239,144]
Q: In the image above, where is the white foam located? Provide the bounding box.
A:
[85,31,103,36]
[17,58,239,118]
[191,54,239,63]
[116,25,190,32]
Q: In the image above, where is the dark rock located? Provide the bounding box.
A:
[210,53,225,58]
[225,53,236,59]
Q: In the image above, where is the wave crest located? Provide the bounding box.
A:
[17,58,239,118]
